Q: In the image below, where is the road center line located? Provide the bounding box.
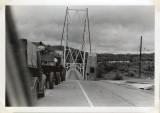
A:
[76,80,94,107]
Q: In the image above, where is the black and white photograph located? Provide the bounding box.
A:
[1,0,159,112]
[5,5,155,107]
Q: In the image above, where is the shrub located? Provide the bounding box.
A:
[129,70,137,77]
[114,74,123,80]
[102,71,123,80]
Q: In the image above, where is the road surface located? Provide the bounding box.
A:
[36,70,154,107]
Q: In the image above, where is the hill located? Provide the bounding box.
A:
[97,53,154,80]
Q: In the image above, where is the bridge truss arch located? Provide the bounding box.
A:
[61,7,91,79]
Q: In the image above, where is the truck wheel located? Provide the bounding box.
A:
[49,81,54,89]
[55,75,59,85]
[49,72,54,89]
[62,69,66,81]
[41,84,46,97]
[62,77,65,82]
[55,80,59,85]
[58,77,61,84]
[60,72,63,82]
[56,72,61,84]
[33,84,38,103]
[55,72,60,85]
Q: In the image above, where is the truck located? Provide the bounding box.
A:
[6,7,45,106]
[41,53,56,88]
[41,50,66,87]
[19,39,47,102]
[54,50,66,83]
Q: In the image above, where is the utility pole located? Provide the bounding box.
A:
[139,36,142,78]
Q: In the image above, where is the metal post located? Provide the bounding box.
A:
[67,12,69,47]
[82,19,86,50]
[61,7,68,48]
[64,44,66,67]
[139,36,142,78]
[63,7,68,67]
[86,8,91,53]
[83,51,86,79]
[82,18,87,79]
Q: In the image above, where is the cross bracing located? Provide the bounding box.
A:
[61,7,91,78]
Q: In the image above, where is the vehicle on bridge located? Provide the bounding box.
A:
[40,48,66,86]
[41,53,56,88]
[19,39,47,102]
[54,50,66,83]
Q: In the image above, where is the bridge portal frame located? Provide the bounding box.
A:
[61,7,91,79]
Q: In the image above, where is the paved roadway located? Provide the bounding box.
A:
[36,70,154,107]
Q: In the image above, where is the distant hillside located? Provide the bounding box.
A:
[97,53,154,62]
[97,53,154,80]
[32,41,154,62]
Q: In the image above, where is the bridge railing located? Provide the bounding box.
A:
[65,63,84,77]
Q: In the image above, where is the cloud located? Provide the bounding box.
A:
[10,5,154,54]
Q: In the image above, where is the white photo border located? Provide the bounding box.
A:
[0,0,159,112]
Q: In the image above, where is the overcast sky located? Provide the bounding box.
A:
[11,5,154,54]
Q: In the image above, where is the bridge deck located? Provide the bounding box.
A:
[66,69,83,80]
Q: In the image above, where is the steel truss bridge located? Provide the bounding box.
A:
[61,7,91,79]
